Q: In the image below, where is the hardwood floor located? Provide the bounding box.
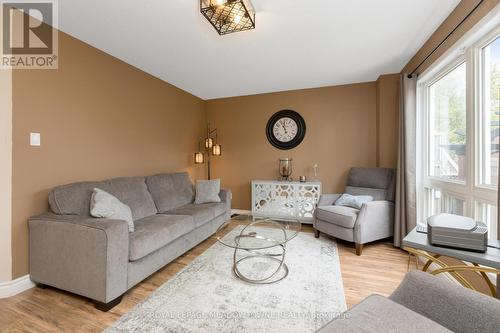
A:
[0,220,410,332]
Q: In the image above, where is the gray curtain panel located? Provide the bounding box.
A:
[394,75,418,247]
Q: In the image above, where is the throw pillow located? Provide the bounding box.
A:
[194,179,221,204]
[335,193,373,209]
[90,188,135,232]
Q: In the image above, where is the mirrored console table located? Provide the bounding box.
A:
[251,180,322,224]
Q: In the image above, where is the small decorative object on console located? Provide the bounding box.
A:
[313,163,319,179]
[299,176,306,182]
[279,158,293,181]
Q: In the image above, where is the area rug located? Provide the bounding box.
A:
[105,228,346,333]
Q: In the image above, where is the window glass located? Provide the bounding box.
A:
[481,37,500,186]
[423,188,465,218]
[475,202,498,240]
[428,63,467,181]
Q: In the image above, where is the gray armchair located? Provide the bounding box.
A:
[314,167,395,255]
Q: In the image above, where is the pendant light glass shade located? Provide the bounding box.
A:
[194,152,204,164]
[205,137,213,149]
[212,144,222,156]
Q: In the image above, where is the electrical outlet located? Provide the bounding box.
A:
[30,132,41,146]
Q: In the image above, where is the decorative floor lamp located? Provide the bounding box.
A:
[194,123,222,180]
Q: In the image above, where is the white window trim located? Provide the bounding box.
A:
[416,10,500,238]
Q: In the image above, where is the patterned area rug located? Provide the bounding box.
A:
[105,228,346,333]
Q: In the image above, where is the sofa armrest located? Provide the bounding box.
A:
[354,200,394,244]
[317,194,341,207]
[389,270,500,333]
[219,189,232,218]
[29,213,129,303]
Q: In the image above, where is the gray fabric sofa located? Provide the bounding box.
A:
[314,167,395,255]
[317,270,500,333]
[29,172,231,311]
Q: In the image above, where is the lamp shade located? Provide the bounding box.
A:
[194,152,204,164]
[212,144,222,156]
[205,137,213,149]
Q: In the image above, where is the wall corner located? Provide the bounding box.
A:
[0,68,13,283]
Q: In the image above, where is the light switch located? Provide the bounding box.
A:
[30,132,41,146]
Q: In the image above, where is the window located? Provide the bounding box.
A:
[428,63,467,181]
[479,36,500,186]
[475,201,498,239]
[418,26,500,240]
[423,188,465,217]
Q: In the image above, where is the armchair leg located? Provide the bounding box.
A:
[314,229,320,238]
[355,243,363,256]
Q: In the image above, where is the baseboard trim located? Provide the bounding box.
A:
[0,275,35,299]
[231,209,250,215]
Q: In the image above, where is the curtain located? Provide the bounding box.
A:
[394,74,418,247]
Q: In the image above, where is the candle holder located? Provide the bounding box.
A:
[279,158,293,181]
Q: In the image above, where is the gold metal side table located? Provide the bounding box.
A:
[402,227,500,299]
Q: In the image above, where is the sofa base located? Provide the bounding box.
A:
[127,213,229,289]
[94,295,123,312]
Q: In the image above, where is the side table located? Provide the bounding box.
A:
[402,227,500,299]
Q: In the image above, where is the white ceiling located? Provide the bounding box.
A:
[58,0,460,100]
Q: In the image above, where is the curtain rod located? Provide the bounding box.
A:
[407,0,484,78]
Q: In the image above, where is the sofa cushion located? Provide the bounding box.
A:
[335,193,373,209]
[347,167,394,189]
[347,167,395,201]
[315,205,359,229]
[90,188,135,232]
[316,295,451,333]
[389,270,500,333]
[345,186,387,201]
[194,179,221,204]
[129,214,194,261]
[49,181,101,217]
[49,176,158,221]
[106,177,158,221]
[146,173,194,213]
[166,203,226,228]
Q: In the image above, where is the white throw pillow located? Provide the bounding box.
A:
[90,188,135,232]
[194,179,221,204]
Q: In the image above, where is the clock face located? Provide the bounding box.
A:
[266,110,306,150]
[272,117,298,142]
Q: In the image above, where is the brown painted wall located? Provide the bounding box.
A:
[206,83,378,210]
[376,74,400,168]
[11,31,206,278]
[402,0,499,75]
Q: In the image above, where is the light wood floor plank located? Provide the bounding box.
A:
[0,220,409,332]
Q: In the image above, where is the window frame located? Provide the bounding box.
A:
[417,22,500,238]
[476,30,500,190]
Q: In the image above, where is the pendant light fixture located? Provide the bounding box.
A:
[200,0,255,35]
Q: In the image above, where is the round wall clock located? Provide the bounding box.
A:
[266,110,306,150]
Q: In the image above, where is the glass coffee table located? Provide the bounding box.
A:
[216,217,301,284]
